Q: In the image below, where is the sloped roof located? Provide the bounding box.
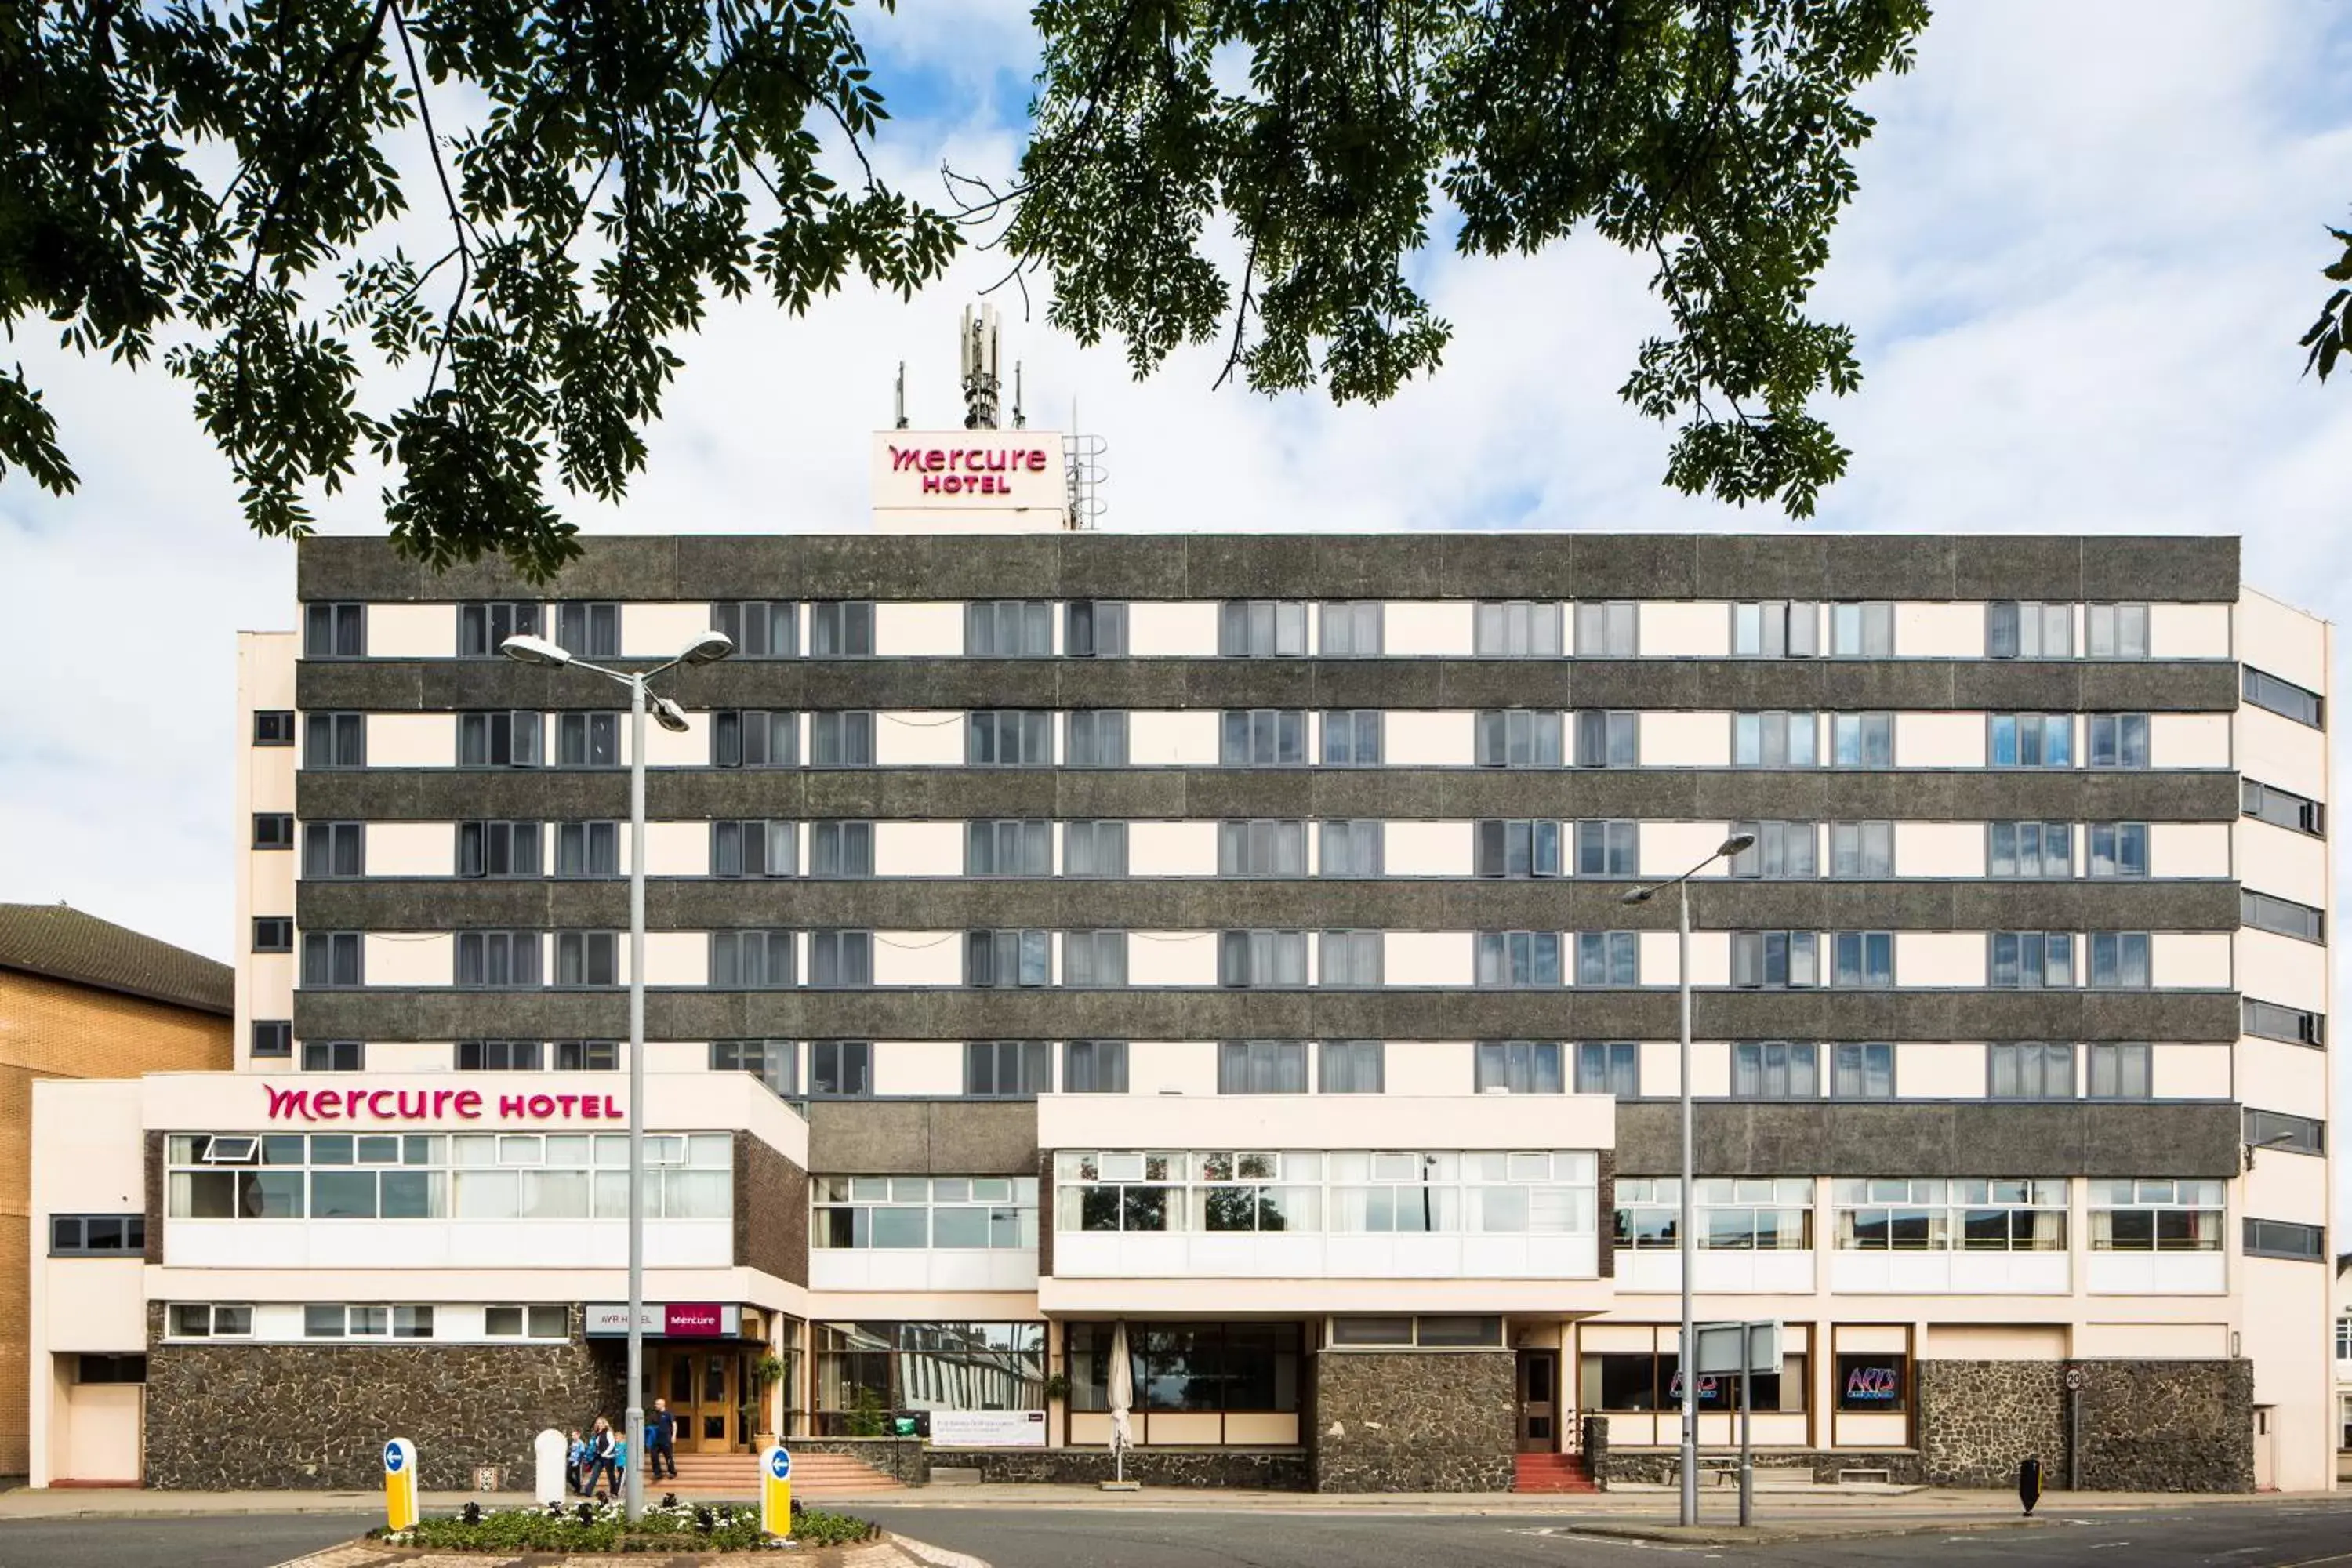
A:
[0,903,233,1016]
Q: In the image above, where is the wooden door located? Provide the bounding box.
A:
[1516,1350,1559,1452]
[665,1348,742,1453]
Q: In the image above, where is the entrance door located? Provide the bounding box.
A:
[1516,1350,1559,1453]
[663,1348,743,1453]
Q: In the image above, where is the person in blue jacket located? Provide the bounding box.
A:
[566,1428,590,1494]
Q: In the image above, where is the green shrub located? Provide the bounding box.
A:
[370,1499,878,1552]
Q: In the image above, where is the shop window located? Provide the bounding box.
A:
[1835,1352,1908,1413]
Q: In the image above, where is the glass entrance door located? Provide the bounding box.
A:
[1516,1349,1559,1452]
[663,1348,742,1453]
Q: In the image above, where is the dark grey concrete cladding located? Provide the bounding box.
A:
[294,655,2241,715]
[805,1099,1038,1174]
[1613,1100,2242,1178]
[298,766,2241,823]
[294,987,2237,1044]
[298,533,2240,604]
[298,876,2242,934]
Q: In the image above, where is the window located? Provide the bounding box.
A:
[1219,601,1309,656]
[808,931,873,986]
[1476,710,1563,768]
[2085,602,2149,659]
[456,931,543,988]
[304,712,366,768]
[1987,601,2072,659]
[1833,1352,1910,1413]
[302,1040,365,1072]
[1219,819,1308,877]
[965,600,1054,655]
[1580,1341,1810,1414]
[1474,601,1563,657]
[254,812,295,850]
[713,820,795,878]
[300,931,362,987]
[1989,931,2073,989]
[304,602,365,657]
[2086,713,2151,769]
[485,1305,571,1339]
[809,821,873,878]
[1319,819,1384,877]
[458,710,543,767]
[1319,1040,1385,1093]
[1477,931,1563,988]
[967,710,1054,766]
[251,1021,292,1058]
[2244,667,2323,728]
[1829,602,1893,657]
[1065,601,1127,657]
[815,1321,1049,1430]
[809,1040,873,1096]
[964,1044,1058,1105]
[711,931,796,988]
[1573,601,1637,655]
[966,930,1051,988]
[2244,890,2325,943]
[2089,932,2151,988]
[968,820,1051,877]
[2242,997,2324,1047]
[50,1214,146,1256]
[1731,931,1819,989]
[253,917,293,953]
[2089,1179,2224,1251]
[1828,822,1893,877]
[1732,601,1820,658]
[1831,1042,1895,1098]
[552,1040,619,1071]
[1066,710,1129,766]
[554,601,619,658]
[711,601,796,659]
[1989,713,2074,768]
[2245,1107,2325,1156]
[1833,1178,2066,1254]
[456,1040,544,1070]
[1063,1040,1128,1094]
[1617,1177,1816,1252]
[553,821,619,878]
[2086,822,2148,878]
[1218,930,1309,988]
[1574,1042,1639,1097]
[1575,931,1639,986]
[168,1305,253,1338]
[1320,710,1383,766]
[1729,822,1817,878]
[2244,1218,2327,1261]
[76,1354,147,1384]
[1063,931,1129,987]
[459,820,543,879]
[2087,1042,2151,1099]
[1731,1041,1819,1098]
[1989,821,2071,877]
[810,712,876,766]
[1732,712,1818,767]
[814,1175,1040,1249]
[1319,931,1382,986]
[710,1040,797,1095]
[1989,1042,2074,1098]
[1063,821,1128,877]
[1475,1040,1563,1094]
[1831,932,1894,988]
[1218,1040,1309,1093]
[2340,1320,2352,1363]
[809,601,874,656]
[1475,818,1562,878]
[1220,710,1307,767]
[1830,713,1893,767]
[1320,601,1383,655]
[300,821,364,878]
[554,931,619,987]
[253,710,296,745]
[557,712,619,768]
[1573,711,1638,768]
[459,601,543,657]
[713,710,797,768]
[2243,779,2325,837]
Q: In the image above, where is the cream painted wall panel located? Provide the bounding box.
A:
[250,753,297,814]
[1129,933,1218,986]
[2150,932,2231,989]
[2236,1038,2327,1116]
[619,602,720,659]
[1682,934,1731,987]
[368,1040,453,1073]
[364,931,456,986]
[1127,602,1218,657]
[1384,1041,1471,1095]
[2236,929,2328,1011]
[875,602,965,658]
[873,933,962,986]
[1897,713,1986,768]
[1897,1041,1986,1098]
[1896,933,1985,988]
[876,712,964,767]
[2235,589,2328,689]
[42,1261,147,1353]
[30,1081,143,1214]
[1891,821,1983,878]
[1642,1040,1686,1097]
[2233,822,2322,906]
[875,822,964,877]
[646,1040,710,1072]
[1635,931,1678,987]
[1923,1324,2067,1360]
[1128,821,1218,877]
[1385,710,1472,766]
[645,820,712,877]
[2077,1322,2228,1359]
[1134,710,1221,766]
[248,954,294,1033]
[644,931,708,986]
[2150,822,2232,882]
[2243,1148,2329,1222]
[1642,602,1730,657]
[369,713,456,767]
[1384,821,1468,877]
[877,1040,965,1096]
[1382,602,1473,656]
[2236,707,2326,797]
[1385,932,1471,987]
[2150,713,2231,770]
[366,822,457,877]
[254,851,296,913]
[1126,1040,1218,1096]
[1685,1040,1727,1098]
[1642,712,1730,768]
[1643,821,1730,879]
[640,710,711,768]
[368,603,456,658]
[2148,603,2233,660]
[1892,602,1986,657]
[2149,1044,2231,1100]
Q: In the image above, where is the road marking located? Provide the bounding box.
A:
[2267,1555,2352,1568]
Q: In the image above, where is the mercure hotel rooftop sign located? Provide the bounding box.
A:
[870,430,1069,521]
[263,1084,625,1123]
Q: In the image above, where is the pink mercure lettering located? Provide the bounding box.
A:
[367,1090,396,1118]
[964,448,986,470]
[923,448,945,471]
[984,449,1009,472]
[889,445,922,472]
[604,1094,623,1118]
[431,1090,453,1116]
[527,1094,557,1119]
[265,1087,313,1122]
[555,1094,579,1117]
[499,1094,527,1117]
[1025,450,1047,471]
[312,1090,342,1120]
[921,474,942,494]
[583,1096,602,1119]
[455,1090,483,1120]
[397,1091,427,1118]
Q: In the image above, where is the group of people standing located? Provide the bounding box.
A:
[566,1399,681,1496]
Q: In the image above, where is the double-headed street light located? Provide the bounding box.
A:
[1621,831,1755,1530]
[502,629,731,1520]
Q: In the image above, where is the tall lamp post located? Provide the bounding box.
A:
[503,629,732,1520]
[1621,831,1754,1529]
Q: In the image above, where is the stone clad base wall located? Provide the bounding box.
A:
[1599,1449,1926,1485]
[1917,1360,2067,1487]
[1313,1349,1515,1492]
[2077,1359,2252,1493]
[934,1446,1310,1490]
[791,1437,932,1486]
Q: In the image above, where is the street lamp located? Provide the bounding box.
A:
[1621,830,1755,1529]
[503,627,731,1520]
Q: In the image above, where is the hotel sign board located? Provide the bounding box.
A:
[586,1303,741,1338]
[871,431,1067,516]
[261,1084,626,1124]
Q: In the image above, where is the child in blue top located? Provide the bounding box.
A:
[567,1429,590,1495]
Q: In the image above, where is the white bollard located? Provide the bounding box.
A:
[535,1428,569,1506]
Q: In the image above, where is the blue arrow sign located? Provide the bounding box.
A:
[769,1448,793,1480]
[383,1443,405,1474]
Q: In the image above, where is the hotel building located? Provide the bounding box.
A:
[24,430,2339,1493]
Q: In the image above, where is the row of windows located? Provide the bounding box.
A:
[162,1302,569,1341]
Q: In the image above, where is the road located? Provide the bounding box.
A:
[0,1512,372,1567]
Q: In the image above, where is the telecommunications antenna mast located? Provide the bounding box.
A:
[960,304,1003,429]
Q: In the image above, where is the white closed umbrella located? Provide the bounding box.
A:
[1107,1320,1134,1483]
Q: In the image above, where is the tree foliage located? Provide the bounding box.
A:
[2299,220,2352,386]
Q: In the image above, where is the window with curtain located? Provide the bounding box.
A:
[1474,1040,1563,1094]
[1063,821,1129,877]
[965,600,1054,655]
[1062,931,1129,988]
[2088,1178,2224,1251]
[1988,821,2071,877]
[1573,601,1637,655]
[1574,1043,1639,1097]
[1476,932,1561,988]
[456,930,540,988]
[712,821,796,878]
[1988,713,2073,768]
[1828,822,1893,877]
[302,822,364,878]
[1572,712,1638,768]
[1319,820,1384,877]
[1218,931,1309,988]
[1988,1042,2074,1098]
[1731,712,1819,767]
[1320,601,1383,654]
[967,710,1054,766]
[303,712,366,768]
[1062,1040,1128,1093]
[554,821,619,877]
[1220,710,1308,766]
[1319,1040,1385,1094]
[458,821,543,878]
[554,601,619,657]
[965,931,1051,988]
[1573,820,1637,877]
[2086,1042,2151,1099]
[1219,601,1309,656]
[808,601,874,656]
[1830,932,1894,988]
[1989,931,2074,988]
[1319,931,1382,986]
[710,931,795,988]
[713,710,797,768]
[1219,1040,1309,1094]
[1731,1041,1818,1098]
[711,601,796,658]
[457,603,543,656]
[1729,822,1817,877]
[458,710,543,767]
[1066,710,1130,766]
[1987,601,2073,659]
[1065,600,1128,656]
[1831,1042,1894,1098]
[1829,713,1894,768]
[2088,932,2151,987]
[1476,710,1564,768]
[2085,603,2149,659]
[1319,710,1383,766]
[965,1041,1052,1097]
[1474,601,1563,656]
[968,820,1051,877]
[554,931,618,986]
[2087,822,2148,877]
[1731,601,1819,658]
[1730,932,1819,989]
[1829,602,1894,657]
[808,931,873,987]
[1474,819,1562,877]
[1575,931,1639,986]
[810,712,876,766]
[1219,819,1307,877]
[2086,713,2151,768]
[809,822,873,877]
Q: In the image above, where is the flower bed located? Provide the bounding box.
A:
[373,1497,880,1553]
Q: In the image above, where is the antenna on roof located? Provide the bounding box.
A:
[893,361,907,430]
[960,303,1002,430]
[1011,361,1027,430]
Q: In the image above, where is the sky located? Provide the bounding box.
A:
[2,0,2348,978]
